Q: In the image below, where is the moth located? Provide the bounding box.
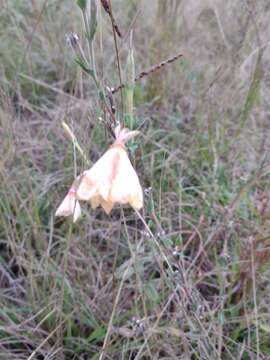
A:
[55,125,143,222]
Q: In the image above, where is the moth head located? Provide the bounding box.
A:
[113,124,139,146]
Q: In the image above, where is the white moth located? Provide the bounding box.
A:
[55,125,143,222]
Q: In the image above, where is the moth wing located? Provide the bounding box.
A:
[55,192,73,217]
[90,195,102,209]
[72,201,81,223]
[109,150,143,209]
[100,198,114,214]
[76,148,119,201]
[55,191,81,222]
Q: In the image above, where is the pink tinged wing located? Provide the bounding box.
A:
[55,188,81,223]
[90,195,102,209]
[76,148,120,202]
[109,148,143,209]
[89,195,114,214]
[100,197,114,214]
[72,201,81,222]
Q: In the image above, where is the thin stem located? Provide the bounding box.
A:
[108,0,124,114]
[112,52,183,94]
[134,209,174,275]
[56,225,73,358]
[90,41,96,77]
[99,264,131,360]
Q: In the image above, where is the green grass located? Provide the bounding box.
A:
[1,0,270,359]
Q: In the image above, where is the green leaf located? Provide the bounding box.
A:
[77,0,87,11]
[115,259,135,280]
[147,193,155,213]
[87,326,106,343]
[144,281,160,304]
[89,0,97,41]
[75,58,94,78]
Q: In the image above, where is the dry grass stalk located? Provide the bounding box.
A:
[112,51,183,94]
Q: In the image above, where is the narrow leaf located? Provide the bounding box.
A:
[89,0,97,41]
[77,0,87,12]
[75,58,94,78]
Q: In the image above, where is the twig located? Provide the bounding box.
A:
[107,0,124,111]
[100,0,122,37]
[111,52,183,94]
[62,122,90,166]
